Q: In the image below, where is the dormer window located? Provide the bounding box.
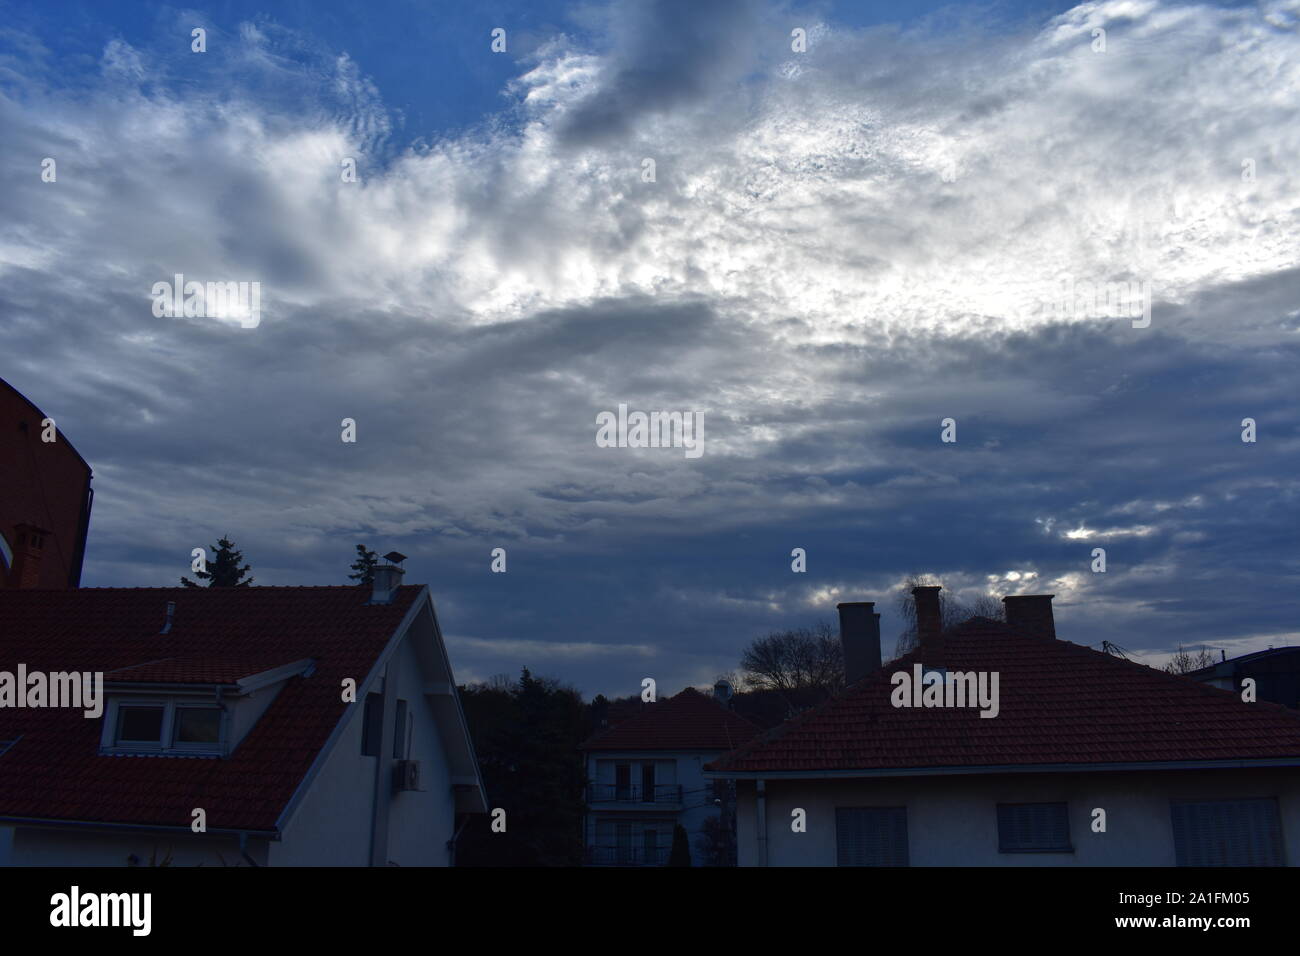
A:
[107,700,225,755]
[115,704,165,747]
[99,656,314,758]
[175,706,221,746]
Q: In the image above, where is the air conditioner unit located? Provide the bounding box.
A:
[394,759,421,792]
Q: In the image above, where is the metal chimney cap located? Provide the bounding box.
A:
[382,551,407,566]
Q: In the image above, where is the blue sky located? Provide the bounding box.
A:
[1,0,1297,697]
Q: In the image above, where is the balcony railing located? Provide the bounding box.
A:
[587,783,683,805]
[585,844,669,866]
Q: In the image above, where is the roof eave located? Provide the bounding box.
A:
[704,756,1300,779]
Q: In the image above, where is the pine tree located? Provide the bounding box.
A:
[668,823,692,866]
[181,536,254,588]
[348,544,378,585]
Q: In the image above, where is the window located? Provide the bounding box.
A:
[174,707,221,745]
[392,699,409,758]
[836,807,908,866]
[998,802,1072,853]
[108,702,224,754]
[1171,798,1284,866]
[116,705,164,745]
[362,693,384,756]
[641,762,656,801]
[615,763,632,801]
[643,828,659,864]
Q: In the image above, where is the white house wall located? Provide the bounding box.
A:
[736,767,1300,866]
[586,750,724,865]
[270,628,456,866]
[2,825,271,867]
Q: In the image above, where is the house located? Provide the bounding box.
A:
[580,684,761,865]
[0,376,94,589]
[1188,646,1300,710]
[706,588,1300,866]
[0,564,487,866]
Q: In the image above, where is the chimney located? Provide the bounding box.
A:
[161,601,176,634]
[838,602,882,685]
[370,551,407,605]
[913,586,943,645]
[1002,594,1056,640]
[9,524,50,589]
[713,680,733,708]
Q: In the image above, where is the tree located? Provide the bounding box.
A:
[454,668,589,866]
[891,573,1003,660]
[668,823,692,866]
[348,544,378,585]
[181,536,253,588]
[740,622,843,698]
[1164,645,1216,675]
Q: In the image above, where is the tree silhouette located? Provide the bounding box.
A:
[348,544,378,585]
[181,536,253,588]
[668,823,692,866]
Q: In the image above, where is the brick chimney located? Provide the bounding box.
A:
[9,524,50,589]
[1003,594,1056,640]
[837,602,881,685]
[913,586,943,645]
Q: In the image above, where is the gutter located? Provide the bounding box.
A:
[0,815,276,841]
[704,756,1300,781]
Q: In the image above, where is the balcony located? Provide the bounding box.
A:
[587,783,683,809]
[585,843,670,866]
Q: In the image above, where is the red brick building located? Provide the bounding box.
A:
[0,376,93,588]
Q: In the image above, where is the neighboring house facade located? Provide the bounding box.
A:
[1188,646,1300,710]
[707,589,1300,867]
[580,685,761,865]
[0,568,486,866]
[0,376,94,589]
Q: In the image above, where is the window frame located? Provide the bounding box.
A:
[103,698,227,756]
[170,705,225,752]
[361,692,385,756]
[112,700,169,751]
[996,801,1074,854]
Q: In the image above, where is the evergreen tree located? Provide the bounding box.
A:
[348,544,379,585]
[454,668,589,866]
[668,823,692,866]
[181,536,253,588]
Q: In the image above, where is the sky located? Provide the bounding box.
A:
[1,0,1297,698]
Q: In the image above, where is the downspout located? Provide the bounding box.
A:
[756,779,768,867]
[447,813,470,866]
[238,831,259,867]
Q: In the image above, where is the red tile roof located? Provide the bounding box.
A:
[581,687,762,752]
[708,619,1300,774]
[0,585,421,832]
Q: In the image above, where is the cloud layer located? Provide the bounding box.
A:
[2,0,1298,694]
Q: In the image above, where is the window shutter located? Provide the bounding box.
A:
[836,807,908,866]
[998,803,1072,852]
[1171,798,1284,866]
